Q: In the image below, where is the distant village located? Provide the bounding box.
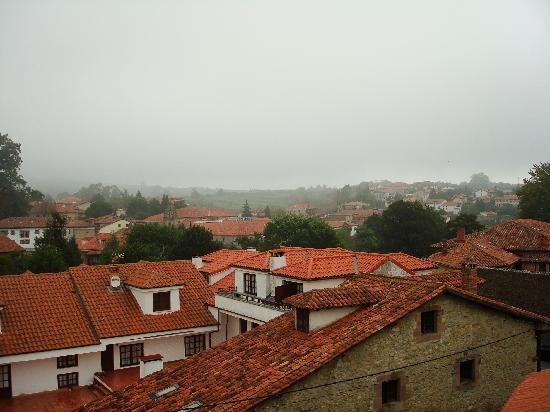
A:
[0,169,549,411]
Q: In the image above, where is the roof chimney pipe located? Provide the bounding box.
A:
[353,255,359,275]
[456,227,466,243]
[461,261,478,294]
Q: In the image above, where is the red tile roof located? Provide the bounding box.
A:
[0,273,100,356]
[124,266,187,289]
[199,249,261,275]
[207,271,236,305]
[81,274,548,412]
[386,253,438,271]
[0,236,24,253]
[284,286,382,310]
[502,370,550,411]
[57,196,85,204]
[69,261,217,339]
[0,217,48,229]
[66,219,94,228]
[429,240,519,269]
[197,219,270,237]
[143,206,237,223]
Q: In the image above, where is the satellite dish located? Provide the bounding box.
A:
[110,275,121,289]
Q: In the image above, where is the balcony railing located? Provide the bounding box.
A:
[217,287,292,312]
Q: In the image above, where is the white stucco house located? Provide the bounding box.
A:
[0,260,220,398]
[201,247,438,342]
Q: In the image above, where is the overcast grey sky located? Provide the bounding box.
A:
[1,0,549,190]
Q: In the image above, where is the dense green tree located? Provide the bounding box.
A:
[355,214,383,252]
[242,200,252,218]
[125,191,151,219]
[31,212,82,272]
[0,132,43,218]
[446,213,484,238]
[161,194,170,211]
[263,205,271,218]
[99,236,120,264]
[85,194,114,218]
[517,162,550,222]
[355,201,446,257]
[119,224,222,263]
[236,233,264,250]
[468,172,492,190]
[262,214,340,250]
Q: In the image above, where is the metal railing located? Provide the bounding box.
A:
[216,287,292,311]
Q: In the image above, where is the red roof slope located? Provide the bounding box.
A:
[502,370,550,411]
[207,271,236,305]
[143,206,237,223]
[200,249,261,275]
[0,236,24,253]
[0,273,99,356]
[284,286,382,310]
[69,261,217,338]
[0,217,48,229]
[429,240,519,269]
[81,275,547,412]
[198,219,270,237]
[386,253,438,271]
[124,267,187,289]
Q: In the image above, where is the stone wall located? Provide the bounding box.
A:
[258,294,537,412]
[478,267,550,317]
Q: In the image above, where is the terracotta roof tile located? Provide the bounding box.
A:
[0,235,24,253]
[284,286,382,310]
[82,274,547,412]
[143,206,237,223]
[0,217,48,229]
[429,240,519,269]
[197,219,270,237]
[200,249,261,275]
[0,273,99,356]
[207,271,236,305]
[69,261,217,339]
[502,370,550,411]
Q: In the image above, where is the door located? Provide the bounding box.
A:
[0,364,11,399]
[101,344,114,372]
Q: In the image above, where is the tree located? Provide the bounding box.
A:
[31,212,82,272]
[468,172,491,190]
[517,162,550,222]
[242,200,252,218]
[355,201,446,257]
[125,191,151,219]
[263,205,271,218]
[0,133,42,218]
[446,213,484,238]
[236,233,264,250]
[99,236,120,264]
[85,194,114,218]
[174,225,222,259]
[262,214,340,250]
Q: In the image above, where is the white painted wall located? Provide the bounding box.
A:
[374,261,408,277]
[215,295,283,322]
[226,313,241,340]
[210,268,234,285]
[10,351,100,396]
[1,227,45,250]
[98,220,130,234]
[140,358,163,378]
[308,307,358,331]
[127,286,181,314]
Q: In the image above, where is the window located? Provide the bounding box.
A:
[57,355,78,368]
[0,365,9,390]
[19,230,29,238]
[539,263,548,273]
[296,308,309,332]
[251,322,259,329]
[460,359,475,383]
[382,379,400,404]
[421,310,437,334]
[153,291,171,312]
[34,229,40,235]
[10,230,15,235]
[239,318,248,334]
[184,335,205,356]
[283,280,303,294]
[244,273,257,295]
[120,343,143,367]
[57,372,78,388]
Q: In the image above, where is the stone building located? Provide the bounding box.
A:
[81,272,548,412]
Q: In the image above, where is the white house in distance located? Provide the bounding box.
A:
[0,260,220,398]
[91,214,132,234]
[0,217,95,251]
[203,247,438,340]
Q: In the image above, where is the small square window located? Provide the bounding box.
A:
[57,372,78,388]
[120,343,143,367]
[153,291,171,312]
[184,335,205,356]
[296,308,309,332]
[460,359,475,383]
[34,229,40,234]
[382,379,400,404]
[244,273,257,295]
[421,311,437,334]
[57,355,78,369]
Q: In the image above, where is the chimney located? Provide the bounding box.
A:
[353,255,359,275]
[461,262,478,293]
[456,227,466,243]
[192,256,203,269]
[269,252,287,271]
[139,354,164,378]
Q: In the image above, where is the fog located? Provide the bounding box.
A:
[1,0,549,190]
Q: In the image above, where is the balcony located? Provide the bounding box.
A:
[215,288,292,323]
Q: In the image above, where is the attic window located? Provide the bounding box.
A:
[153,291,171,312]
[296,308,309,332]
[149,383,180,400]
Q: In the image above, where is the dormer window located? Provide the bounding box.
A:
[296,308,309,332]
[153,291,171,312]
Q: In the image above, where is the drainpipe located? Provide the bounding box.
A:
[536,329,542,372]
